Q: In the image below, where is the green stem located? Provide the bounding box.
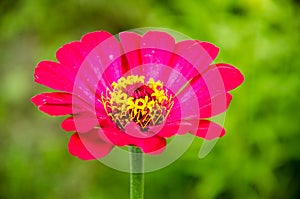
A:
[129,146,144,199]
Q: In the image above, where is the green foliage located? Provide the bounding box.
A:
[0,0,299,198]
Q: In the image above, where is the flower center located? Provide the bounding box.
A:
[100,75,174,130]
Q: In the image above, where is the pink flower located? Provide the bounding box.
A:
[31,30,244,160]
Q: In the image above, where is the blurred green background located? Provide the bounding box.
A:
[0,0,299,198]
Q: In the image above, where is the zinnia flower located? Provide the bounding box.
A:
[31,30,244,160]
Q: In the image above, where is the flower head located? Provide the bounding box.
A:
[31,30,244,160]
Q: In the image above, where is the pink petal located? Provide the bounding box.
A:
[215,63,245,91]
[159,120,225,140]
[164,68,195,99]
[81,31,113,50]
[173,40,218,74]
[172,83,202,119]
[61,117,76,132]
[62,38,120,104]
[119,31,142,72]
[199,93,232,118]
[80,31,124,83]
[63,32,119,99]
[56,31,113,72]
[31,92,72,106]
[175,63,243,118]
[134,136,166,154]
[166,54,199,91]
[99,118,166,154]
[104,55,130,82]
[69,65,111,117]
[165,41,219,95]
[168,82,202,123]
[119,31,141,53]
[31,92,94,117]
[165,40,217,93]
[71,67,108,113]
[34,61,74,92]
[68,131,113,160]
[101,126,131,146]
[186,73,222,106]
[31,92,73,116]
[189,63,244,96]
[141,31,175,50]
[195,120,225,140]
[168,40,201,81]
[56,42,87,74]
[124,122,149,138]
[38,31,121,94]
[100,118,134,146]
[64,112,100,133]
[89,34,124,83]
[38,104,73,116]
[139,31,175,81]
[151,122,180,138]
[199,42,219,61]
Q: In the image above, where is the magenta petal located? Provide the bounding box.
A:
[34,61,74,92]
[157,120,192,136]
[124,122,150,138]
[152,123,180,138]
[167,40,219,82]
[175,78,231,119]
[215,63,245,91]
[68,131,113,160]
[195,120,225,140]
[56,42,86,74]
[188,63,244,96]
[56,31,113,73]
[104,55,130,80]
[173,83,201,119]
[31,92,72,106]
[31,92,73,116]
[161,120,225,140]
[168,51,199,85]
[37,104,72,116]
[177,63,241,113]
[62,113,100,133]
[31,92,89,116]
[139,31,175,81]
[199,93,232,118]
[119,31,142,71]
[134,136,166,154]
[102,127,130,146]
[120,31,141,52]
[99,118,166,154]
[174,40,217,74]
[72,112,100,133]
[100,118,133,146]
[68,133,92,160]
[141,31,175,51]
[165,40,214,93]
[90,35,123,83]
[164,69,194,99]
[61,117,76,132]
[56,31,121,98]
[81,31,113,49]
[199,42,219,60]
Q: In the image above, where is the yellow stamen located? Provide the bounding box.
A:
[101,75,174,129]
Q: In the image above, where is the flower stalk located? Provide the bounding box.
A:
[129,146,144,199]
